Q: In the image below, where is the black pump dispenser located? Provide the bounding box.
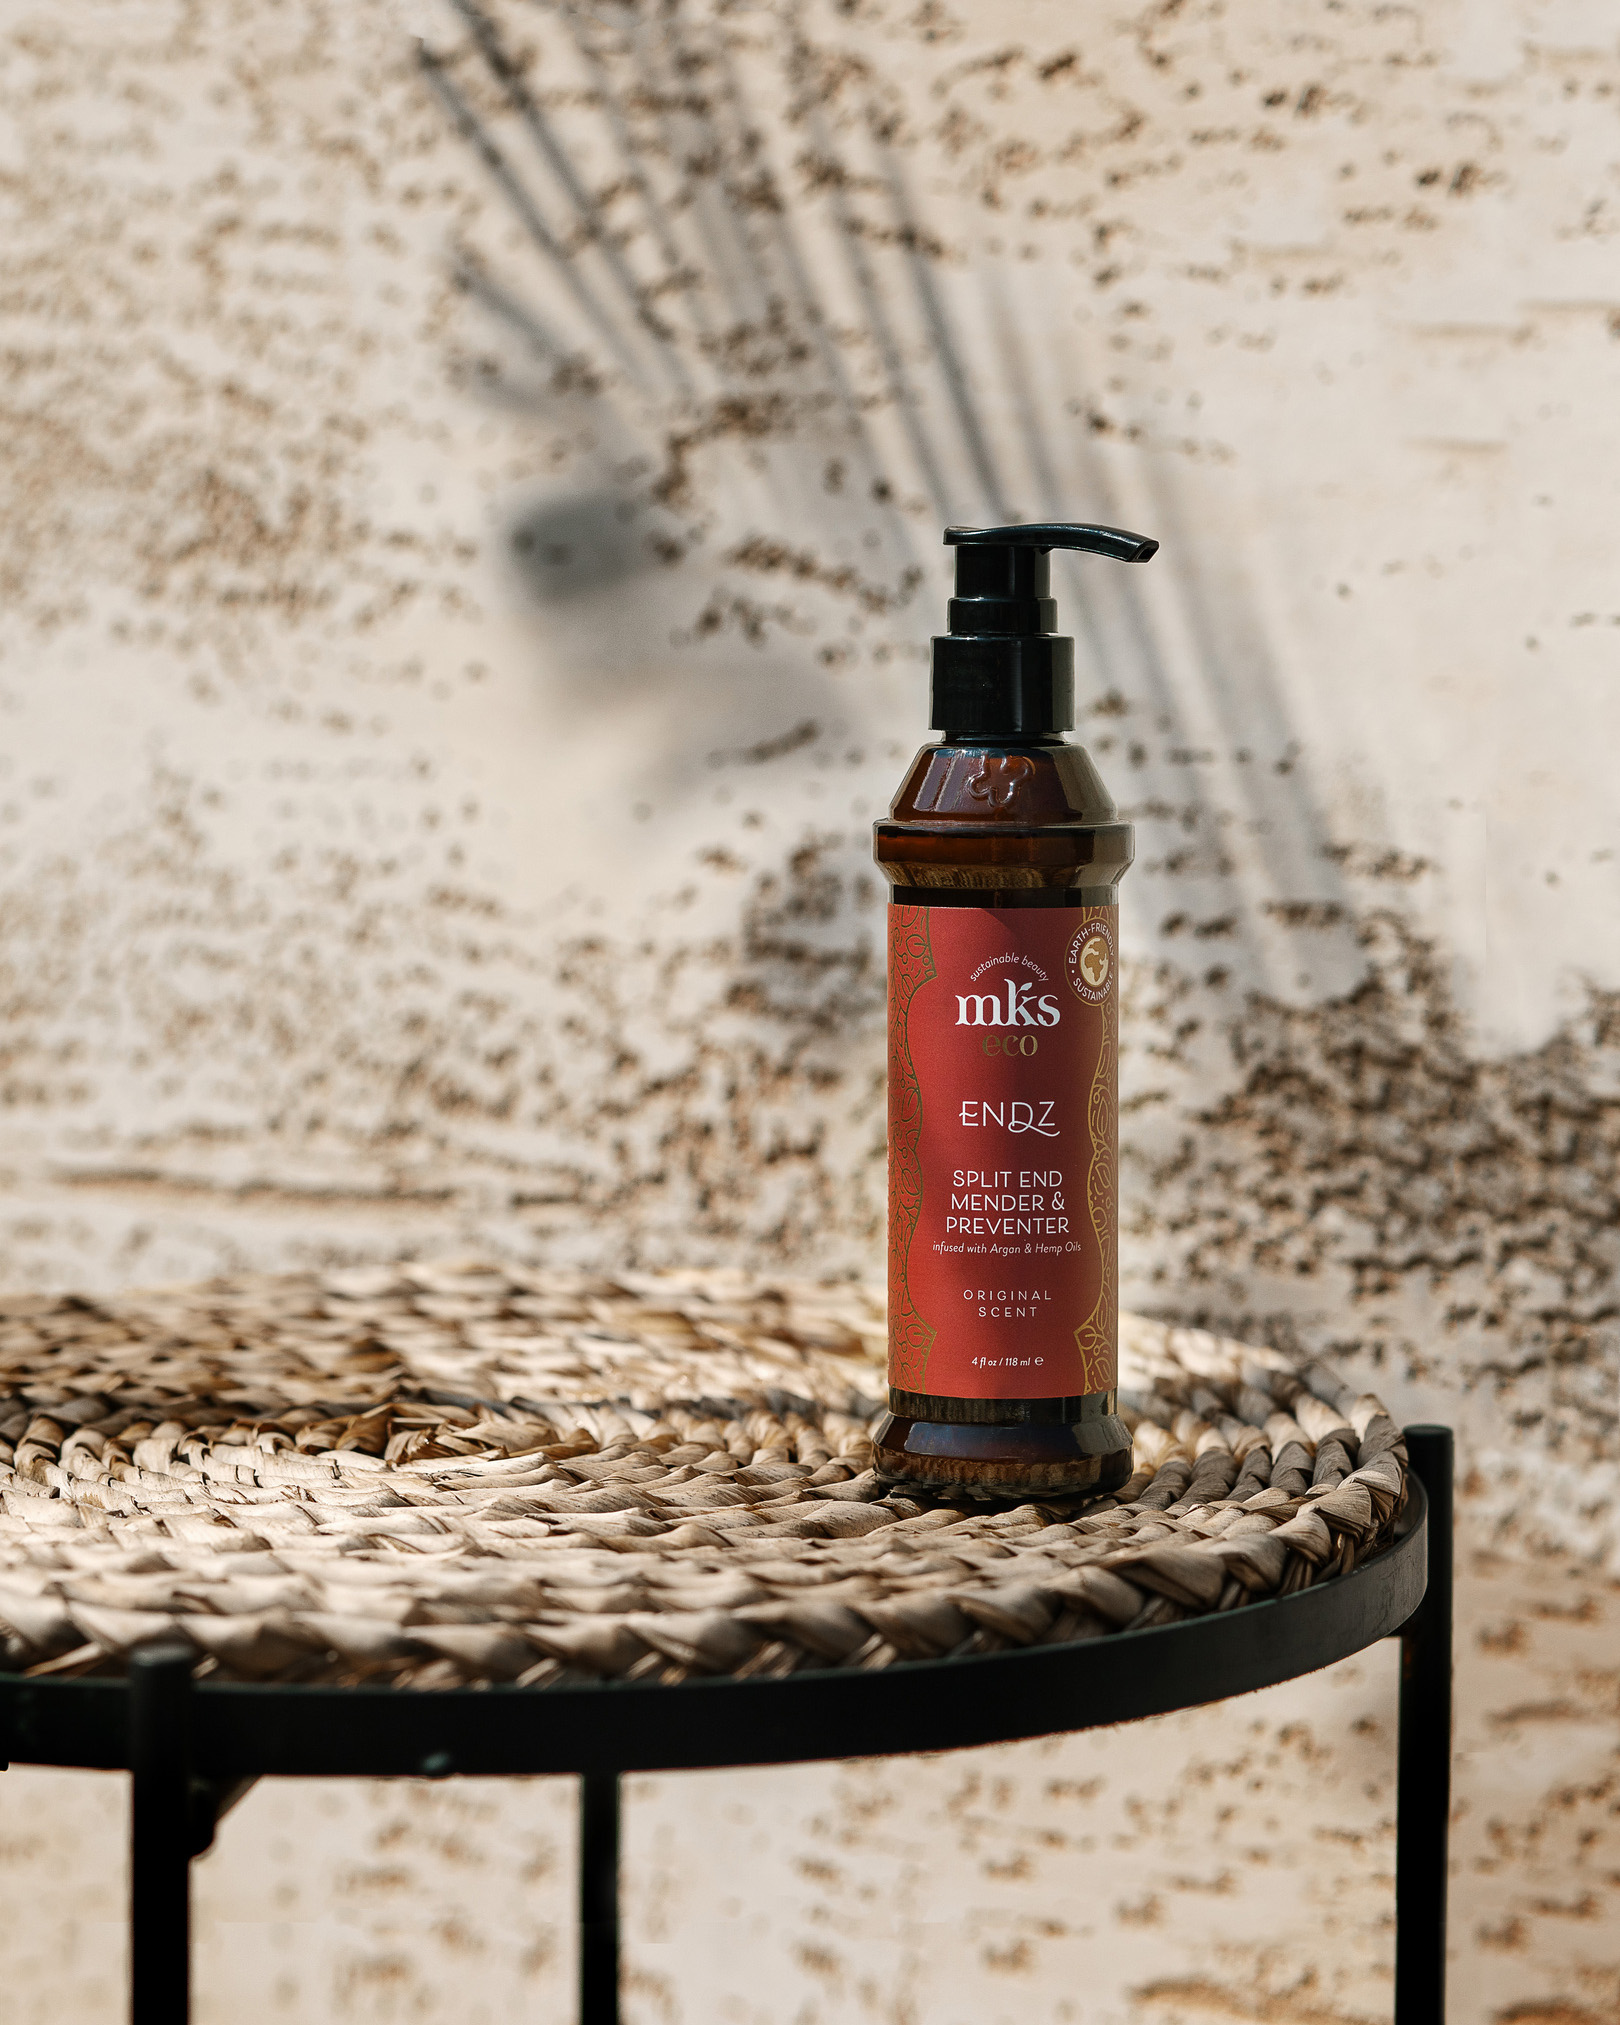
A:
[931,521,1158,738]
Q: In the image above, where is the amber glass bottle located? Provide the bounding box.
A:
[873,523,1157,1498]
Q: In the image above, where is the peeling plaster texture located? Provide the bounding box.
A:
[1,0,1618,2018]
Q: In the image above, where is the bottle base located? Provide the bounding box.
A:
[872,1410,1133,1500]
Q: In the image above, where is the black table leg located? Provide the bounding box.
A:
[129,1641,198,2025]
[580,1771,621,2025]
[1396,1425,1454,2024]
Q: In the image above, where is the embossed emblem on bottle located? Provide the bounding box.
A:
[963,754,1033,808]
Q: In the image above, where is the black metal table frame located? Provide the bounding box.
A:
[0,1426,1453,2025]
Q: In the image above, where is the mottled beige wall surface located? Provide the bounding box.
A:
[0,2,1616,2020]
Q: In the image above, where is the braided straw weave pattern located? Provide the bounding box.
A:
[0,1266,1408,1687]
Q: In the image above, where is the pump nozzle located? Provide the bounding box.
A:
[945,522,1158,564]
[930,518,1159,737]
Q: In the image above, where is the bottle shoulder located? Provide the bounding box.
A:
[886,739,1118,827]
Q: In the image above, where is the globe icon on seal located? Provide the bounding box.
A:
[1065,921,1114,1003]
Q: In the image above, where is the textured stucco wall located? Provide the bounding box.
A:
[0,1,1617,2019]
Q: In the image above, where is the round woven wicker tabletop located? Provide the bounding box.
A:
[0,1263,1420,1775]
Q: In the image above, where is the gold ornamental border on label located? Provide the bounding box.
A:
[1071,906,1117,1393]
[886,906,937,1391]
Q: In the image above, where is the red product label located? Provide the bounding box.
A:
[887,904,1117,1401]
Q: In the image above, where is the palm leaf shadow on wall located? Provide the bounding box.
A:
[419,0,1348,969]
[413,2,1619,1532]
